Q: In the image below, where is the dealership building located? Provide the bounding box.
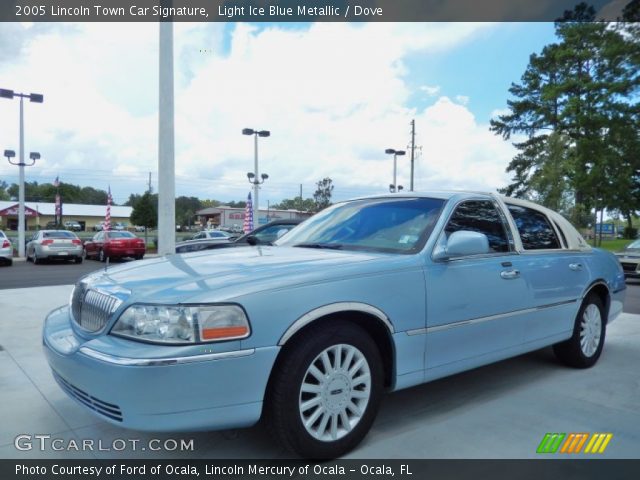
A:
[0,201,133,232]
[196,206,310,230]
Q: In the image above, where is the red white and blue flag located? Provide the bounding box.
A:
[243,192,253,233]
[104,186,112,231]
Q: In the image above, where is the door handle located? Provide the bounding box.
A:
[569,263,583,271]
[500,269,520,280]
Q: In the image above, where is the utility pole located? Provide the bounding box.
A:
[299,184,303,210]
[409,119,416,192]
[148,172,152,194]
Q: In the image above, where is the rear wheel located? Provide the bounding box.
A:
[98,249,107,263]
[553,294,606,368]
[266,321,384,459]
[74,256,83,264]
[33,252,41,264]
[135,254,144,260]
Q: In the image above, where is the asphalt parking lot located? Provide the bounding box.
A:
[0,283,638,459]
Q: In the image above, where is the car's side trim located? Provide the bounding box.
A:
[278,302,394,346]
[78,346,255,366]
[406,299,578,336]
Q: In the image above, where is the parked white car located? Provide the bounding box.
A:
[0,230,13,266]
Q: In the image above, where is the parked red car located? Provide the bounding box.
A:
[83,231,145,262]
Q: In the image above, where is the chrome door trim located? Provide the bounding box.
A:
[406,299,578,336]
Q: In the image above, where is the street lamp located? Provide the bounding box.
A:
[385,148,405,194]
[1,87,44,257]
[243,128,270,225]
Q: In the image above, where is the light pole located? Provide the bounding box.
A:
[5,149,40,253]
[243,128,270,225]
[385,148,405,193]
[1,88,43,258]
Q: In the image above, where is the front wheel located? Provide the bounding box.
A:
[265,321,384,459]
[553,294,606,368]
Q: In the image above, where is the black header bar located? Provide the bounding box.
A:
[0,0,629,22]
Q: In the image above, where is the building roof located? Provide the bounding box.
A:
[0,201,132,218]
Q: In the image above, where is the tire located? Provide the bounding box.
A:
[33,252,41,264]
[135,254,144,260]
[98,249,107,263]
[553,294,606,368]
[265,321,384,459]
[75,256,83,264]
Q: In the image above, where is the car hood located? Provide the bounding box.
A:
[83,246,411,304]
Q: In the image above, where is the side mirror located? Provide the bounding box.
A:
[246,235,259,246]
[433,230,490,261]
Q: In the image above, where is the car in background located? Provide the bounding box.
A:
[0,230,13,266]
[44,192,625,458]
[26,230,83,264]
[175,219,301,253]
[114,223,126,231]
[615,239,640,278]
[93,222,106,232]
[84,231,146,262]
[190,230,233,241]
[64,221,83,231]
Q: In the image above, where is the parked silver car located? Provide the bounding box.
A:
[0,230,13,266]
[26,230,84,264]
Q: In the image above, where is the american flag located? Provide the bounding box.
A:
[104,186,112,231]
[243,192,253,233]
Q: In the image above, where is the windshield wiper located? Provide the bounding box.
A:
[293,242,345,250]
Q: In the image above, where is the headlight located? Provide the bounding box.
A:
[111,304,250,344]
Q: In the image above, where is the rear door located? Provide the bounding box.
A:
[505,203,589,341]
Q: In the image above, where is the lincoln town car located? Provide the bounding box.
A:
[43,192,626,458]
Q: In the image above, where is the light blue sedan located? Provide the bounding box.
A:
[43,192,625,458]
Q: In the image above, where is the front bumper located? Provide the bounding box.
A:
[43,306,279,432]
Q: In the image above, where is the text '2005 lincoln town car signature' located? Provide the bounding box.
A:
[43,192,625,458]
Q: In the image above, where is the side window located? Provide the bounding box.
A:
[506,204,561,250]
[445,200,510,253]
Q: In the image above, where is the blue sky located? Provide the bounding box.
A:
[0,22,562,206]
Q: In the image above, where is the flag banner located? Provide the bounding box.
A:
[243,192,254,233]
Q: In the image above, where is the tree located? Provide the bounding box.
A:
[130,192,158,230]
[313,178,334,212]
[491,5,640,231]
[175,196,201,228]
[0,181,9,200]
[272,197,316,211]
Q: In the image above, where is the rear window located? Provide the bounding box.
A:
[107,232,135,238]
[44,231,77,239]
[506,204,561,250]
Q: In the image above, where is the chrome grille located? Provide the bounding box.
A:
[71,285,122,332]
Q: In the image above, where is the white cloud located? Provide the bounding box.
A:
[455,95,470,105]
[420,85,441,96]
[0,21,514,207]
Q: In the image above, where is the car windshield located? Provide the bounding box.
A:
[275,197,444,253]
[107,232,135,238]
[43,231,77,239]
[626,240,640,249]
